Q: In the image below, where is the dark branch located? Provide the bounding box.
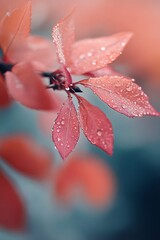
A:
[0,62,13,75]
[0,61,83,93]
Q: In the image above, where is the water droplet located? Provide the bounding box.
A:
[126,85,133,91]
[79,54,85,60]
[91,139,96,144]
[100,46,106,51]
[57,129,60,133]
[122,105,127,109]
[67,144,70,148]
[6,12,11,16]
[92,61,96,66]
[57,122,60,125]
[60,143,63,146]
[87,52,92,57]
[97,130,102,136]
[121,42,126,47]
[57,138,61,142]
[65,87,69,91]
[101,140,108,149]
[115,82,121,87]
[61,120,65,125]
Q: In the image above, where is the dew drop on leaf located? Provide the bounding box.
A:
[126,84,133,92]
[100,46,106,51]
[87,52,93,57]
[97,130,102,136]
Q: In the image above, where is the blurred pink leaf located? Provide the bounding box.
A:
[0,136,52,179]
[79,76,159,117]
[52,96,80,159]
[0,1,31,56]
[5,62,56,110]
[8,36,56,71]
[77,96,113,155]
[54,153,115,206]
[0,171,25,230]
[0,74,11,107]
[69,32,132,74]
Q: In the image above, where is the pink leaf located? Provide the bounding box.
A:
[0,1,31,56]
[86,66,123,78]
[52,8,75,66]
[79,76,159,117]
[8,36,56,71]
[77,96,113,155]
[69,32,132,74]
[0,136,52,179]
[52,96,80,159]
[54,153,115,207]
[0,171,25,230]
[5,62,56,110]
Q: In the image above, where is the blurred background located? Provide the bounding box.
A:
[0,0,160,239]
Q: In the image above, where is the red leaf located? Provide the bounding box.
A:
[77,96,113,155]
[5,62,56,110]
[0,1,31,56]
[0,135,52,179]
[69,32,132,74]
[0,74,11,107]
[79,76,159,117]
[0,171,25,230]
[52,96,80,159]
[54,154,115,206]
[52,7,75,66]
